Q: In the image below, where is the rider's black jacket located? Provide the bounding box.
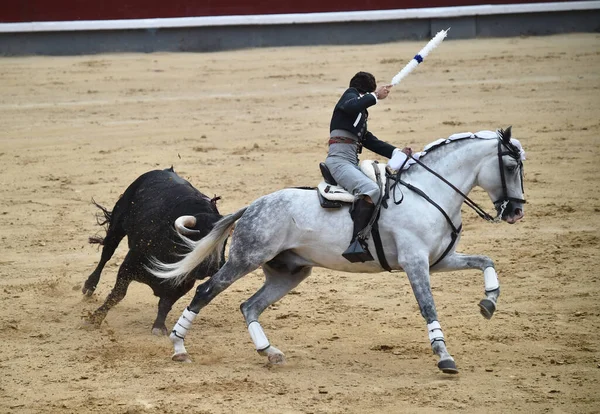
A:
[329,87,396,158]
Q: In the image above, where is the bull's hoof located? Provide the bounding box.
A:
[172,353,192,363]
[80,318,102,330]
[438,359,459,374]
[151,326,169,336]
[478,298,496,320]
[82,286,95,297]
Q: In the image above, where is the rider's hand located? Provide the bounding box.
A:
[374,84,392,100]
[401,147,413,156]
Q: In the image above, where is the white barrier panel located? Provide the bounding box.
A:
[1,1,599,33]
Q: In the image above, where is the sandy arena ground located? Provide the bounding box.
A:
[1,33,599,413]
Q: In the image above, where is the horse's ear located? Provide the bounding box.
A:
[500,126,512,143]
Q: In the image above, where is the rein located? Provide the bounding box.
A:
[401,153,498,222]
[383,136,525,267]
[390,136,526,223]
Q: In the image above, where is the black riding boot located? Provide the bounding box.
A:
[342,198,375,263]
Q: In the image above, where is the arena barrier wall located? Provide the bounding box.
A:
[1,1,599,55]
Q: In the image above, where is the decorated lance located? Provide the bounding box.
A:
[390,28,450,86]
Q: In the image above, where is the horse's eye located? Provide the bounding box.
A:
[506,165,517,173]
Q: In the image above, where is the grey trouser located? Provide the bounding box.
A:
[325,142,381,203]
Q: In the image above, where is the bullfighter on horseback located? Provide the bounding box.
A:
[324,71,411,263]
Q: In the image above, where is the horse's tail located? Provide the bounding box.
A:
[147,207,248,286]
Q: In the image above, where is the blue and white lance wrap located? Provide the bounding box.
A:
[391,28,450,86]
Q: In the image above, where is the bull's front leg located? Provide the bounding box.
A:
[151,279,196,336]
[432,253,500,319]
[402,257,458,374]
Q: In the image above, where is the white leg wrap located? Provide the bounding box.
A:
[172,307,198,340]
[248,321,270,351]
[427,321,444,344]
[171,334,187,356]
[484,267,500,292]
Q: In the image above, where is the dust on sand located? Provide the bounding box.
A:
[1,33,599,413]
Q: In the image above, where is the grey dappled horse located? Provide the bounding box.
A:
[149,127,525,374]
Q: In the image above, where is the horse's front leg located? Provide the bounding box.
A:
[403,258,458,374]
[432,253,499,319]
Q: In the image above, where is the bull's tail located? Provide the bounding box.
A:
[147,207,248,286]
[88,199,112,245]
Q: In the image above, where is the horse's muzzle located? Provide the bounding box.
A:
[505,208,524,224]
[497,200,524,224]
[496,200,525,224]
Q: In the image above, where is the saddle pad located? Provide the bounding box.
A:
[317,182,355,203]
[360,160,387,182]
[317,160,385,203]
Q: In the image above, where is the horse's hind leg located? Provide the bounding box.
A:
[432,253,499,319]
[169,259,258,362]
[403,258,458,374]
[239,263,312,365]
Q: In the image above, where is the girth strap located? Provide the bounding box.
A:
[357,162,384,240]
[359,161,392,272]
[371,217,392,272]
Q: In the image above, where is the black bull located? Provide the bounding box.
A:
[82,167,224,334]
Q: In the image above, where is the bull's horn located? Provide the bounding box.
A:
[174,216,201,235]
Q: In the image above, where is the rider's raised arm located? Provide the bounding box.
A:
[337,88,378,114]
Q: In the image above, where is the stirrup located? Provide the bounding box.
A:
[342,238,374,263]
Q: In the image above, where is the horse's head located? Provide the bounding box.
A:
[477,126,525,224]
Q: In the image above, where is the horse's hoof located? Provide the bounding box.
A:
[438,359,459,374]
[172,353,192,363]
[478,298,496,319]
[259,346,286,365]
[151,326,169,336]
[267,353,285,365]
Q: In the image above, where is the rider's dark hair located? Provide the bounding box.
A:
[349,72,377,94]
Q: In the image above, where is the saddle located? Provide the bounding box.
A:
[317,160,392,271]
[317,160,387,208]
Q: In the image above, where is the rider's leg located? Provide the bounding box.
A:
[342,195,376,262]
[324,153,380,262]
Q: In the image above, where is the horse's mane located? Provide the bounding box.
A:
[418,130,498,159]
[416,128,522,161]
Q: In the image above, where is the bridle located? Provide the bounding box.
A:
[494,139,526,221]
[389,135,526,223]
[380,135,526,268]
